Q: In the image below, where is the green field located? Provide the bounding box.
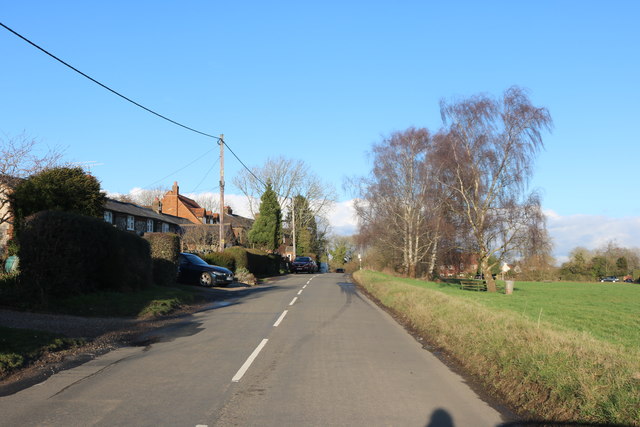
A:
[409,278,640,352]
[354,270,640,425]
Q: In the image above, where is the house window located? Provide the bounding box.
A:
[104,211,113,224]
[146,219,154,233]
[127,215,135,231]
[161,223,170,233]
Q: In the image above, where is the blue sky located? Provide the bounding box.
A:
[1,1,639,261]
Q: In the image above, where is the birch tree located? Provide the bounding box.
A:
[434,86,552,291]
[354,128,443,278]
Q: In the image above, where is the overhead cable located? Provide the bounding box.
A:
[143,149,218,189]
[0,22,220,140]
[222,140,267,189]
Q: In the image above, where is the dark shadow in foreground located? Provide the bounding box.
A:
[426,408,455,427]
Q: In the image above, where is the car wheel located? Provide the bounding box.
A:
[200,272,213,287]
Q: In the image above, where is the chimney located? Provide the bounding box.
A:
[172,181,179,194]
[152,197,162,213]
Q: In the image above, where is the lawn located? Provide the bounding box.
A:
[408,278,640,352]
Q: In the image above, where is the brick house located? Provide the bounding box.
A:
[159,182,216,224]
[439,252,479,277]
[159,182,254,247]
[103,198,191,235]
[0,175,24,252]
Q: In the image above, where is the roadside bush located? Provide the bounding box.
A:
[0,272,22,309]
[235,267,257,286]
[19,210,152,304]
[144,233,180,286]
[223,246,281,277]
[201,251,236,271]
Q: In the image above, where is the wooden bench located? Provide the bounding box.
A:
[459,280,487,291]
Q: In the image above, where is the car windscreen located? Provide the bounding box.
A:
[294,257,311,262]
[182,254,210,266]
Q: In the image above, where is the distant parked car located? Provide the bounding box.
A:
[177,253,234,287]
[600,276,619,283]
[624,278,634,283]
[290,256,317,274]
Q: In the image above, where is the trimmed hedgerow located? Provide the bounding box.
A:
[223,247,281,277]
[201,251,236,272]
[19,210,152,304]
[144,233,180,286]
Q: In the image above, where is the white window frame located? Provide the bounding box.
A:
[104,211,113,224]
[127,215,135,231]
[146,219,154,233]
[161,223,170,233]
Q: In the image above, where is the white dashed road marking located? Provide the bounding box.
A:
[232,339,269,382]
[273,310,288,327]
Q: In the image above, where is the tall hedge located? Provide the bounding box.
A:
[144,233,181,286]
[201,251,236,272]
[19,210,152,303]
[223,246,281,276]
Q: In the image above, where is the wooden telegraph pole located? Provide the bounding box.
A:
[219,134,225,251]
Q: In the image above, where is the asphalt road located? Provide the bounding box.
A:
[0,273,504,426]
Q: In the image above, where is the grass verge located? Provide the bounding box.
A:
[0,327,85,377]
[354,270,640,425]
[44,286,202,318]
[0,285,205,379]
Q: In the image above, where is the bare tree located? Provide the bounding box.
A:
[233,155,336,229]
[129,186,169,207]
[1,133,64,244]
[187,192,220,214]
[353,128,444,278]
[434,86,553,291]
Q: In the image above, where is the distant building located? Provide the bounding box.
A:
[159,181,254,249]
[160,182,216,224]
[103,198,191,235]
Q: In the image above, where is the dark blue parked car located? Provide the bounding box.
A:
[177,253,234,287]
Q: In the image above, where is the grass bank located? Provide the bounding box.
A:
[354,270,640,425]
[46,285,202,318]
[0,327,85,377]
[0,284,204,377]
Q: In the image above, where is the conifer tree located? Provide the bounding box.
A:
[248,182,282,252]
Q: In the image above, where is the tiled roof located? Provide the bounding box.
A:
[104,198,192,225]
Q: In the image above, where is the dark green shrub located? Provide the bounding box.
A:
[144,233,180,286]
[0,272,22,309]
[110,230,152,292]
[9,167,105,236]
[201,251,236,271]
[19,210,152,304]
[222,246,281,277]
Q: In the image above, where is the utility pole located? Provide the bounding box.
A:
[291,196,296,260]
[219,134,225,251]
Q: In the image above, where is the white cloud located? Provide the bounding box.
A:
[327,199,359,236]
[544,210,640,261]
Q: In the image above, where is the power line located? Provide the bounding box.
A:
[1,21,276,198]
[222,140,267,189]
[143,148,218,189]
[186,162,218,193]
[0,21,220,140]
